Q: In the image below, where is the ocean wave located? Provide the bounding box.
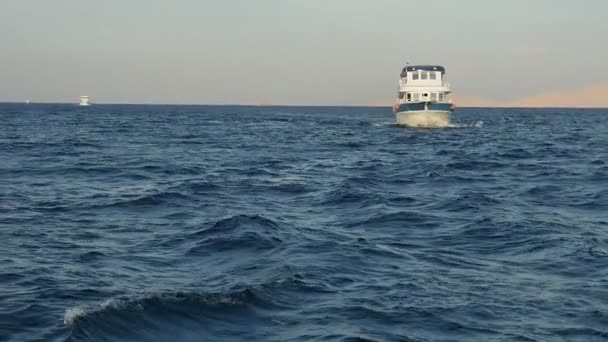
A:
[63,280,332,341]
[163,179,221,194]
[425,193,501,212]
[186,233,282,255]
[78,251,108,263]
[317,177,384,206]
[270,182,312,194]
[346,211,441,230]
[318,188,381,206]
[245,181,314,195]
[64,289,273,325]
[185,215,284,255]
[444,160,507,171]
[31,189,199,213]
[104,190,197,209]
[194,214,281,236]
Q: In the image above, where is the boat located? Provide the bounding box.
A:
[79,96,91,106]
[392,64,454,127]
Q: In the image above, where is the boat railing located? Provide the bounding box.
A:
[399,80,451,86]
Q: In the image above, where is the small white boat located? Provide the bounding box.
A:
[392,64,454,127]
[79,96,91,106]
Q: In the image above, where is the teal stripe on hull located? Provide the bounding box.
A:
[397,102,454,113]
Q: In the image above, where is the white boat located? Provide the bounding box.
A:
[392,64,454,127]
[79,96,91,106]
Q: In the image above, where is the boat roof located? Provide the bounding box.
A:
[402,65,446,74]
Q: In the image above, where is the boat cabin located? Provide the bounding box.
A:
[397,65,451,104]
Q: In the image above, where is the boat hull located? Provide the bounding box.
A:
[394,102,453,128]
[395,110,451,128]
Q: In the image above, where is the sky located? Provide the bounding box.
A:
[0,0,607,106]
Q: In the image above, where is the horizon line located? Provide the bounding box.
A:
[1,100,608,110]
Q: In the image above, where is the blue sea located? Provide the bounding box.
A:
[1,103,607,341]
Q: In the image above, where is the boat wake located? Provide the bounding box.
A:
[448,120,484,128]
[372,121,396,127]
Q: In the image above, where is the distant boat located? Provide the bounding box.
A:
[25,100,30,104]
[393,64,454,127]
[79,96,91,106]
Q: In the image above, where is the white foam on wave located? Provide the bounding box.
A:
[63,298,123,325]
[63,307,86,325]
[372,121,395,127]
[448,120,484,128]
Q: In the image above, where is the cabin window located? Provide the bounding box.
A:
[421,72,428,80]
[412,72,419,80]
[438,93,444,101]
[398,92,405,99]
[422,93,429,99]
[430,72,437,80]
[406,93,411,101]
[430,93,437,101]
[413,93,420,102]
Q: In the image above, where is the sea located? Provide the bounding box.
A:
[1,103,607,342]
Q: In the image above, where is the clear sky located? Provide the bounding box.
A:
[1,0,607,106]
